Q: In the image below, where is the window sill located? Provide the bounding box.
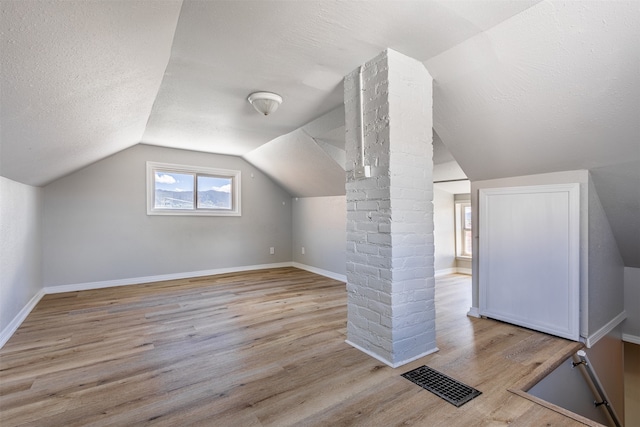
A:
[147,209,241,217]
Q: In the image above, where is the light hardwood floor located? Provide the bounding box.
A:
[1,268,587,426]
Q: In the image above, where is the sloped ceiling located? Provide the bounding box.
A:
[0,0,182,186]
[248,106,468,197]
[1,0,538,186]
[244,126,346,198]
[1,1,638,265]
[142,0,541,157]
[423,0,640,266]
[425,1,639,181]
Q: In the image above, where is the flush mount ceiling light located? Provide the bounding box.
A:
[247,91,282,116]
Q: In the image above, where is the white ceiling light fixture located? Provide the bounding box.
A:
[247,91,282,116]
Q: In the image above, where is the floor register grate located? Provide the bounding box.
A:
[401,365,482,407]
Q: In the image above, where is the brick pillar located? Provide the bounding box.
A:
[344,49,436,368]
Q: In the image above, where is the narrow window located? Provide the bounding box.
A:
[462,204,472,257]
[147,162,241,216]
[456,202,472,258]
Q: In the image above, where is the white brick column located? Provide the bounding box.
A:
[344,49,436,368]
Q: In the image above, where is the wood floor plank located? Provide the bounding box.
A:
[0,268,588,426]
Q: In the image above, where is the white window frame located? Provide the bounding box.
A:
[455,202,472,259]
[146,162,241,216]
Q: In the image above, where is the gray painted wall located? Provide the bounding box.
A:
[0,177,42,333]
[290,191,461,278]
[624,267,640,340]
[456,258,472,272]
[42,144,292,287]
[587,177,625,334]
[292,196,346,276]
[434,187,456,273]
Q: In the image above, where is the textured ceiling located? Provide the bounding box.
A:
[422,0,640,266]
[141,0,541,156]
[0,0,182,186]
[1,0,538,185]
[425,0,640,182]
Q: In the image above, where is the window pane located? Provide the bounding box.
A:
[154,172,194,209]
[464,230,473,255]
[464,206,472,229]
[197,175,232,209]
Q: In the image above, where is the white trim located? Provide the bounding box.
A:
[467,307,480,318]
[291,262,346,282]
[391,347,440,368]
[435,267,471,277]
[622,333,640,345]
[2,263,345,349]
[146,161,241,216]
[0,289,45,349]
[455,201,472,258]
[479,183,581,341]
[435,268,456,277]
[585,311,627,348]
[345,340,392,366]
[345,340,439,368]
[44,263,293,294]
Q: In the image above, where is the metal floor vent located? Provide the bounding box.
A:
[401,365,482,407]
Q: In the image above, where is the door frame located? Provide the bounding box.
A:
[479,183,580,341]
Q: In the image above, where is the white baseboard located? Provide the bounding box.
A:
[0,289,45,349]
[2,262,463,351]
[392,346,440,368]
[623,333,640,345]
[467,307,480,318]
[43,262,294,294]
[290,262,470,284]
[291,262,346,282]
[2,262,344,349]
[585,310,627,348]
[435,268,457,277]
[435,267,472,277]
[345,339,438,368]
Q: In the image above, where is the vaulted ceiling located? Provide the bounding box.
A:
[1,0,638,265]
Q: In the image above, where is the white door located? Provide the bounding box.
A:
[479,183,580,341]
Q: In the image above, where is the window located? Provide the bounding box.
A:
[147,162,241,216]
[456,202,472,257]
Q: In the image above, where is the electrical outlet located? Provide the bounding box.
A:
[301,247,305,255]
[269,247,275,255]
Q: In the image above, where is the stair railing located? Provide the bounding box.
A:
[571,350,622,427]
